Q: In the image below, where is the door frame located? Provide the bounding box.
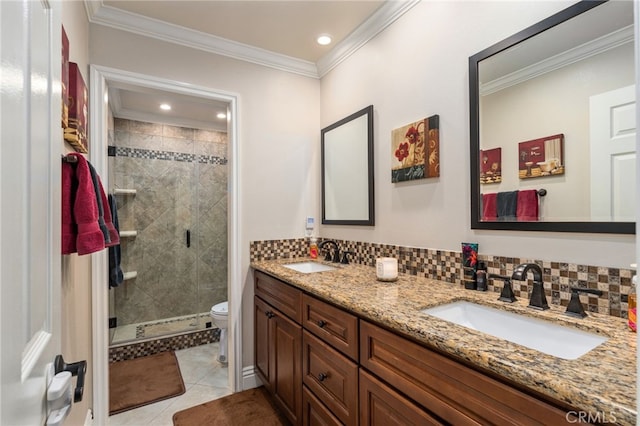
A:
[89,65,241,425]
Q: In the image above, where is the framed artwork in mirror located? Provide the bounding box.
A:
[518,134,564,179]
[480,147,502,184]
[391,115,439,182]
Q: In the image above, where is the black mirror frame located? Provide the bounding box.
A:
[469,0,634,234]
[321,105,375,226]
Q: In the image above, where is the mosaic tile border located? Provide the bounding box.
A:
[109,328,220,363]
[250,238,636,319]
[111,145,227,165]
[135,313,212,339]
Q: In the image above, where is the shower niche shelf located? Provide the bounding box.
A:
[119,230,138,238]
[114,188,137,195]
[123,271,137,281]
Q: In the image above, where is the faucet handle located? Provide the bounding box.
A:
[565,287,603,318]
[490,274,517,303]
[340,251,354,264]
[322,248,333,262]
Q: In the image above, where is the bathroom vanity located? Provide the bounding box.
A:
[252,259,636,425]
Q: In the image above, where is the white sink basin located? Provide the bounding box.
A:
[282,262,337,274]
[421,301,607,360]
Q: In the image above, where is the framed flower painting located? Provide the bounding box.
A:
[391,115,440,182]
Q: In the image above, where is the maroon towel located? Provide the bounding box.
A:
[61,161,77,254]
[482,193,497,221]
[68,153,106,255]
[517,190,539,221]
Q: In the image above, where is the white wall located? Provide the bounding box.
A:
[89,25,321,369]
[60,3,92,424]
[319,0,635,268]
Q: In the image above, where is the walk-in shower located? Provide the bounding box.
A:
[108,117,228,345]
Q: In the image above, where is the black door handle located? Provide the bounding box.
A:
[186,230,191,248]
[54,355,87,402]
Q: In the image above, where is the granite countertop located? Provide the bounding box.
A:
[251,257,637,425]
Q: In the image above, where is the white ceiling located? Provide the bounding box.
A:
[87,0,418,132]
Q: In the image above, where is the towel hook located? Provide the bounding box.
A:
[61,154,78,163]
[537,189,547,197]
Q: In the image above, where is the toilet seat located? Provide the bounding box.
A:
[211,301,228,316]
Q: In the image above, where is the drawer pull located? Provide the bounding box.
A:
[317,320,327,328]
[317,372,328,382]
[265,311,275,318]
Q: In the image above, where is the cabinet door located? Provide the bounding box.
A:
[272,308,303,425]
[254,296,272,389]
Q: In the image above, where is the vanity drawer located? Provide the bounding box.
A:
[303,294,359,361]
[255,270,302,323]
[359,369,442,426]
[303,330,358,426]
[360,320,571,426]
[302,385,342,426]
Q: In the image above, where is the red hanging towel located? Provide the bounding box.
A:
[68,153,106,255]
[61,161,78,254]
[517,189,539,221]
[482,193,497,221]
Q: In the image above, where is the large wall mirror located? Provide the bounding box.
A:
[469,0,635,234]
[322,105,374,225]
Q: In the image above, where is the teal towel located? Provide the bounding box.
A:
[497,191,518,221]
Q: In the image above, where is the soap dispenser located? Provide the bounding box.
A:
[309,237,319,259]
[476,261,487,291]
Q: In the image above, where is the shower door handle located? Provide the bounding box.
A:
[186,230,191,248]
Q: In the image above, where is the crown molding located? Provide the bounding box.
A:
[84,0,418,79]
[316,0,420,77]
[480,25,633,96]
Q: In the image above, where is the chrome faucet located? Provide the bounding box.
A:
[511,263,549,310]
[319,240,340,263]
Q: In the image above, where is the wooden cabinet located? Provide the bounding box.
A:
[254,271,303,425]
[254,269,581,426]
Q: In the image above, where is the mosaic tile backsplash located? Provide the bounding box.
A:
[250,238,635,319]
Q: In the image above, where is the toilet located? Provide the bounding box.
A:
[210,301,228,364]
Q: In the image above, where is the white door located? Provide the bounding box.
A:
[1,1,64,424]
[590,85,636,221]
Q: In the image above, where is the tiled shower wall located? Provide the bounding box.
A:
[110,118,228,327]
[250,238,635,319]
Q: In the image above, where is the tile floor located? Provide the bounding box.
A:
[108,342,231,425]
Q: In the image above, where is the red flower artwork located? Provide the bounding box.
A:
[395,142,410,162]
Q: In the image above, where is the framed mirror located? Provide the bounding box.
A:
[322,105,374,225]
[469,0,635,234]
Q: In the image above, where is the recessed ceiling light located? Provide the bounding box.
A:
[217,112,226,119]
[317,34,332,46]
[160,103,171,111]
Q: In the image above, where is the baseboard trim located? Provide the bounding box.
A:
[242,365,262,390]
